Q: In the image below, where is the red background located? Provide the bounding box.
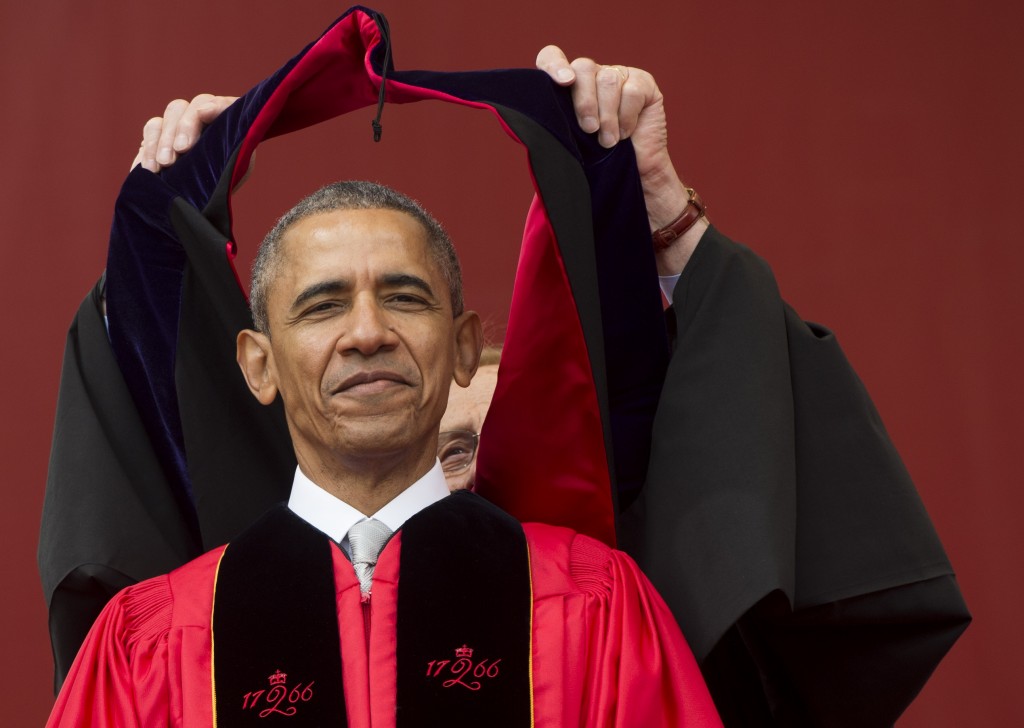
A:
[3,1,1021,723]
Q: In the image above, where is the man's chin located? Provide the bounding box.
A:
[325,419,428,461]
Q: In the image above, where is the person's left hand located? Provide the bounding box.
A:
[535,46,672,181]
[536,46,704,275]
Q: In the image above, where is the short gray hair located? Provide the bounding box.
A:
[249,181,463,335]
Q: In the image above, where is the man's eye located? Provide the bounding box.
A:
[308,301,339,313]
[388,294,428,307]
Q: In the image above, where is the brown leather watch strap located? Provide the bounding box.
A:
[652,188,706,251]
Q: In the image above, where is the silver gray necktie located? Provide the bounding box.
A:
[347,518,393,595]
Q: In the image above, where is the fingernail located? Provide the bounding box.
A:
[157,148,172,165]
[582,116,599,133]
[600,131,616,147]
[174,133,189,151]
[557,68,574,82]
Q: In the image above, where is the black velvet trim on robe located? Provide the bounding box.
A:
[396,491,532,728]
[213,494,532,727]
[213,507,347,726]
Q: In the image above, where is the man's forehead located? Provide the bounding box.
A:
[281,207,429,255]
[261,207,449,321]
[272,208,437,285]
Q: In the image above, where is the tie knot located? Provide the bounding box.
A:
[348,518,393,567]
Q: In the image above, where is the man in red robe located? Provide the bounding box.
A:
[42,4,969,721]
[46,43,721,727]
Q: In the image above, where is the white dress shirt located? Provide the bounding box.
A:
[659,273,682,301]
[287,460,450,557]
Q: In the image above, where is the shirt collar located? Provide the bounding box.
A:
[287,460,450,542]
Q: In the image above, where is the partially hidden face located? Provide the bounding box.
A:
[245,207,478,471]
[440,364,498,490]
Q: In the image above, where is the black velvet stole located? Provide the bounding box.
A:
[213,506,346,725]
[396,491,532,727]
[212,494,532,726]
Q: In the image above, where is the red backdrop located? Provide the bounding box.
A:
[3,1,1021,723]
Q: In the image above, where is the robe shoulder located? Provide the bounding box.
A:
[45,547,225,728]
[524,521,653,599]
[165,544,224,627]
[524,522,723,727]
[106,544,224,636]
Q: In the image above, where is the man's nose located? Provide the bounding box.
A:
[338,295,398,355]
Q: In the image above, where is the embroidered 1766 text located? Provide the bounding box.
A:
[424,645,501,691]
[241,670,315,718]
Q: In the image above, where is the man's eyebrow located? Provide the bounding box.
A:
[290,274,436,311]
[291,280,350,310]
[381,273,435,298]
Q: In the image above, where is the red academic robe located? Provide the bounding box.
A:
[46,521,721,727]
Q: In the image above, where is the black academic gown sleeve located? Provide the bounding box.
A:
[619,226,970,727]
[38,278,201,690]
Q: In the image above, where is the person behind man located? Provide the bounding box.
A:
[45,50,723,724]
[438,346,500,491]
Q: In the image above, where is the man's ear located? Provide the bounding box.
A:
[452,310,483,388]
[236,329,279,405]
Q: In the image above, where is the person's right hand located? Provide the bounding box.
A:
[131,94,237,173]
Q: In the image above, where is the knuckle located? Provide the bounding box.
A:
[570,57,597,73]
[621,80,644,102]
[164,98,188,114]
[536,44,562,63]
[635,70,657,93]
[572,93,598,114]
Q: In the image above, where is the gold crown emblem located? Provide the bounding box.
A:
[268,669,288,686]
[454,644,473,659]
